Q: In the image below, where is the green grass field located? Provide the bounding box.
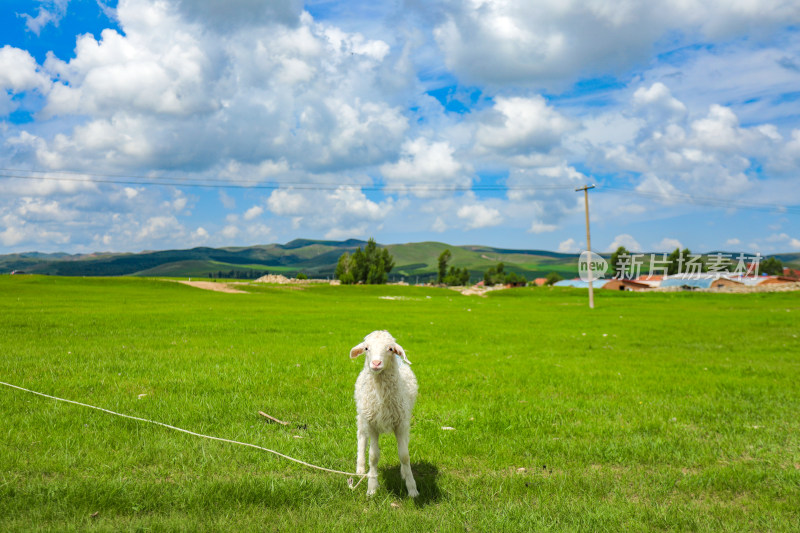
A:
[1,276,798,531]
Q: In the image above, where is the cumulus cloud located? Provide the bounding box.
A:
[654,238,683,251]
[137,215,184,242]
[557,238,579,253]
[632,82,687,123]
[380,137,469,196]
[456,204,502,229]
[606,234,642,252]
[175,0,303,31]
[594,85,788,202]
[0,46,51,93]
[475,96,573,164]
[426,0,800,88]
[243,205,264,221]
[22,0,406,175]
[529,222,557,234]
[20,0,70,35]
[266,185,393,238]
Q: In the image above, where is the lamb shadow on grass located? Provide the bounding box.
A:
[380,461,442,506]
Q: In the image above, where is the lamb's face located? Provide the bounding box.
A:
[350,330,411,374]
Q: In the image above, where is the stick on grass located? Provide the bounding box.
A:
[258,411,289,425]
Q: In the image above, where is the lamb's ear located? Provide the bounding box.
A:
[392,343,412,365]
[350,343,366,359]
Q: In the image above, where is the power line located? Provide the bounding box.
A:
[1,168,797,214]
[0,170,577,192]
[599,184,800,215]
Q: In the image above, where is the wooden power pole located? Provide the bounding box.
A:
[575,184,596,309]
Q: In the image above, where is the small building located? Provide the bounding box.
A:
[660,275,743,290]
[758,276,799,286]
[533,277,548,287]
[634,274,663,288]
[783,267,800,279]
[553,279,593,289]
[602,279,651,291]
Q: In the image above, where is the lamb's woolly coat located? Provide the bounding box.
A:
[351,330,419,497]
[354,354,417,434]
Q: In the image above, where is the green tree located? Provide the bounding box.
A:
[438,249,452,284]
[483,262,506,286]
[667,248,682,275]
[505,271,527,287]
[444,266,470,286]
[609,246,629,278]
[761,256,783,276]
[335,238,394,285]
[545,272,563,286]
[335,252,355,284]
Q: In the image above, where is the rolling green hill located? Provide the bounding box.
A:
[0,239,581,281]
[2,239,797,281]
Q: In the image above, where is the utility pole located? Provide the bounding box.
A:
[575,184,596,309]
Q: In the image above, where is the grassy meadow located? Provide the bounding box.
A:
[1,276,798,531]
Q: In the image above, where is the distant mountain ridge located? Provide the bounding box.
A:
[2,239,798,281]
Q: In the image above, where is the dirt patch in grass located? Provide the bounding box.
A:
[174,281,249,294]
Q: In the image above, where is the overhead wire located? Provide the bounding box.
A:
[0,168,577,192]
[0,168,797,214]
[599,184,800,215]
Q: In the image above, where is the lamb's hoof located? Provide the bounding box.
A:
[408,487,419,498]
[356,467,366,475]
[367,478,379,496]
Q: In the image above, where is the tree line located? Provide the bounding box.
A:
[335,238,395,284]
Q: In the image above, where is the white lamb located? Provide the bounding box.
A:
[350,330,419,497]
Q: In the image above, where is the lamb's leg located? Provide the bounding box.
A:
[395,426,418,498]
[367,427,380,495]
[356,424,367,475]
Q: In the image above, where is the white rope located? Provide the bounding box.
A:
[0,380,366,489]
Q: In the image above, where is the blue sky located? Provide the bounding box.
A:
[1,0,799,255]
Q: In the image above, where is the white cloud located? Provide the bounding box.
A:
[557,238,579,253]
[324,224,371,240]
[632,82,687,123]
[475,96,573,161]
[529,222,557,234]
[219,191,236,210]
[267,189,310,216]
[456,204,502,229]
[244,205,264,220]
[766,233,790,242]
[380,137,469,196]
[726,238,741,246]
[175,0,302,31]
[15,1,407,175]
[265,185,393,239]
[20,0,70,35]
[427,0,800,88]
[654,238,682,251]
[606,234,642,252]
[137,215,184,242]
[244,223,272,241]
[0,46,51,93]
[221,225,240,240]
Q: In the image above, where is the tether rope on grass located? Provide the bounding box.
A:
[0,380,367,490]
